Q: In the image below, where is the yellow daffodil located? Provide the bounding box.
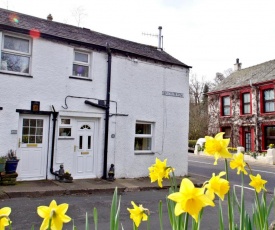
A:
[168,178,215,222]
[230,152,248,175]
[127,201,148,227]
[148,158,174,187]
[249,174,267,193]
[204,132,232,165]
[37,200,71,230]
[0,207,11,230]
[204,171,230,201]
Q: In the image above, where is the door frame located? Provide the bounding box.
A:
[17,114,49,181]
[73,118,99,179]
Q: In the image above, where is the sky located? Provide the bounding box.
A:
[1,0,275,82]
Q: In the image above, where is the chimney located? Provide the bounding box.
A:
[47,14,53,21]
[234,58,242,71]
[158,26,162,50]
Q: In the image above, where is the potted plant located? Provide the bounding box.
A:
[0,156,7,173]
[5,149,19,174]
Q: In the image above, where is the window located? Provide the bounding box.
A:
[242,92,251,114]
[22,119,43,144]
[264,126,275,149]
[263,89,275,113]
[72,51,90,77]
[59,118,72,137]
[134,122,153,153]
[1,34,31,74]
[221,96,230,116]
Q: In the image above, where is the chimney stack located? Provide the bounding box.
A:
[234,58,242,71]
[158,26,162,50]
[47,14,53,21]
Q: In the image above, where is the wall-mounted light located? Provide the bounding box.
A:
[31,101,40,112]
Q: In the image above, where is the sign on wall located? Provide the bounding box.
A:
[162,91,184,98]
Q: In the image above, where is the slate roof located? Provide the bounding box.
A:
[0,8,190,68]
[210,59,275,93]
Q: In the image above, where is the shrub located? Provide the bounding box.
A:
[189,140,197,148]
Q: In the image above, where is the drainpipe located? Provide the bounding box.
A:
[102,43,112,179]
[50,105,59,176]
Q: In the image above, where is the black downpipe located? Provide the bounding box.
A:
[102,44,112,179]
[50,106,59,176]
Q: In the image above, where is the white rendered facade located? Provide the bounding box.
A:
[0,29,189,180]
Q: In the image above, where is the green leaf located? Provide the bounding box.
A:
[110,187,118,230]
[85,212,89,230]
[93,207,98,230]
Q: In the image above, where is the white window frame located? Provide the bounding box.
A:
[1,33,32,75]
[59,118,72,138]
[134,121,154,154]
[72,50,90,78]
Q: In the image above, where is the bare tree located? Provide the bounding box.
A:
[72,6,87,27]
[189,74,206,105]
[189,74,209,140]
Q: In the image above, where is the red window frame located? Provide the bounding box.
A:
[240,89,252,115]
[259,84,275,114]
[220,93,231,117]
[261,122,275,151]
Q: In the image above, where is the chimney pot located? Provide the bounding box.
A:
[234,58,242,71]
[158,26,162,50]
[47,14,53,21]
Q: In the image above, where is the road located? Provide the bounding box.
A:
[0,190,173,230]
[188,153,275,192]
[0,154,274,230]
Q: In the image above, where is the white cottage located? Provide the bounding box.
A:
[0,8,191,181]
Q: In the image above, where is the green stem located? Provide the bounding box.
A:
[158,200,163,230]
[225,159,233,230]
[183,213,189,230]
[255,190,263,229]
[240,172,245,230]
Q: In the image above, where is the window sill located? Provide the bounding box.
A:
[220,115,232,118]
[58,137,74,140]
[69,76,92,81]
[260,112,275,116]
[134,151,155,155]
[0,71,33,78]
[240,114,252,117]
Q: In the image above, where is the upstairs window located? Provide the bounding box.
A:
[263,89,275,113]
[134,122,153,153]
[221,96,230,116]
[72,51,90,77]
[242,92,251,114]
[1,34,31,74]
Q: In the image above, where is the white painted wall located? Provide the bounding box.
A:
[0,31,189,180]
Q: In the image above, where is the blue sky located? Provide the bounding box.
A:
[1,0,275,81]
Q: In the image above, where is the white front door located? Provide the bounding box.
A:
[17,115,48,180]
[74,121,96,178]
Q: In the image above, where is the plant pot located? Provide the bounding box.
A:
[5,159,19,174]
[0,162,6,172]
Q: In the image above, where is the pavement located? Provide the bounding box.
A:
[0,174,205,199]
